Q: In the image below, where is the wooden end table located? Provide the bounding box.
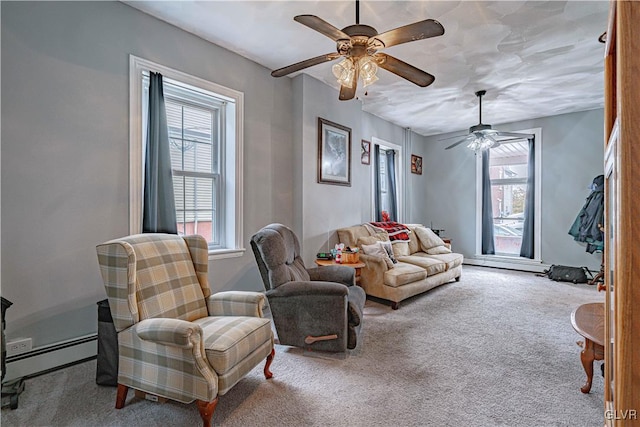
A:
[570,302,605,393]
[314,259,366,284]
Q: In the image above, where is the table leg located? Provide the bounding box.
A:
[580,339,595,393]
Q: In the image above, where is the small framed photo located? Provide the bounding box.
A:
[411,154,423,175]
[361,140,371,165]
[318,118,351,186]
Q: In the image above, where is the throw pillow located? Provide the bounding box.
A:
[356,232,389,249]
[379,240,398,263]
[415,226,445,251]
[391,241,410,258]
[426,245,452,255]
[361,242,395,269]
[406,226,420,254]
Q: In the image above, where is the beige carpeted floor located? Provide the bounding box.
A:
[1,266,605,426]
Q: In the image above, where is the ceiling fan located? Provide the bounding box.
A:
[270,0,445,101]
[444,90,534,151]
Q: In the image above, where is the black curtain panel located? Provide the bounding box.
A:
[481,150,495,255]
[385,149,398,221]
[374,145,382,221]
[143,72,177,234]
[520,137,535,258]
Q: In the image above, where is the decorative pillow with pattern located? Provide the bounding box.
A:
[361,242,395,269]
[379,240,398,264]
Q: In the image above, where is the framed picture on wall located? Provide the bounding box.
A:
[361,140,371,165]
[411,154,423,175]
[318,117,351,186]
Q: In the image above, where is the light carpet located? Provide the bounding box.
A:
[1,266,605,426]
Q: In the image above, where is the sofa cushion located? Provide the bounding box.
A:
[426,245,452,255]
[392,241,411,258]
[383,262,427,287]
[412,252,463,270]
[195,316,272,375]
[414,226,446,251]
[337,225,370,248]
[397,255,448,277]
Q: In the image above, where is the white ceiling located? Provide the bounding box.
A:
[124,1,609,137]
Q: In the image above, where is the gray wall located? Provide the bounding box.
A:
[421,109,605,270]
[293,76,420,264]
[1,1,294,345]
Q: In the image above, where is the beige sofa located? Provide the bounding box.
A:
[337,224,463,309]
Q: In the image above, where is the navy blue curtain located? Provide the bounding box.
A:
[385,149,398,221]
[374,145,382,221]
[520,137,535,258]
[143,72,177,234]
[481,150,495,254]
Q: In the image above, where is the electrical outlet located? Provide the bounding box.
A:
[6,338,32,357]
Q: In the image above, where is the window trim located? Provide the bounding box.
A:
[474,127,542,263]
[129,55,245,259]
[370,137,404,222]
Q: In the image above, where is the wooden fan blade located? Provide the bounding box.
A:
[294,15,350,41]
[375,53,434,87]
[339,65,359,101]
[371,19,444,49]
[496,131,535,139]
[271,53,338,77]
[445,136,472,150]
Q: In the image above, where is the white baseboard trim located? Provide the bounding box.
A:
[4,334,97,382]
[464,257,550,273]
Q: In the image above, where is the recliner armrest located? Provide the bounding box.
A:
[207,291,266,317]
[266,280,348,298]
[135,318,202,349]
[307,265,355,286]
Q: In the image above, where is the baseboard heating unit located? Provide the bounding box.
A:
[4,334,97,382]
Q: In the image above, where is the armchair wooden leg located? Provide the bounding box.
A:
[115,384,129,409]
[264,348,275,379]
[197,398,218,427]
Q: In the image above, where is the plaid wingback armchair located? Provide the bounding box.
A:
[96,233,274,427]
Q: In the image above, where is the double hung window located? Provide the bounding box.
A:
[130,56,244,258]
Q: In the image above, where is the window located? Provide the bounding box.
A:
[476,128,542,261]
[130,56,244,258]
[488,142,529,255]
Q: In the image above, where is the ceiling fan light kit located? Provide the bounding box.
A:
[444,90,534,153]
[271,0,444,100]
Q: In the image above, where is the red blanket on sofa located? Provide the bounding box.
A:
[369,221,411,242]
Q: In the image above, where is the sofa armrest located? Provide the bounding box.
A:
[307,265,355,286]
[207,291,266,317]
[135,318,202,349]
[358,253,389,287]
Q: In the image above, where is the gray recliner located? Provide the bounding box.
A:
[251,224,366,353]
